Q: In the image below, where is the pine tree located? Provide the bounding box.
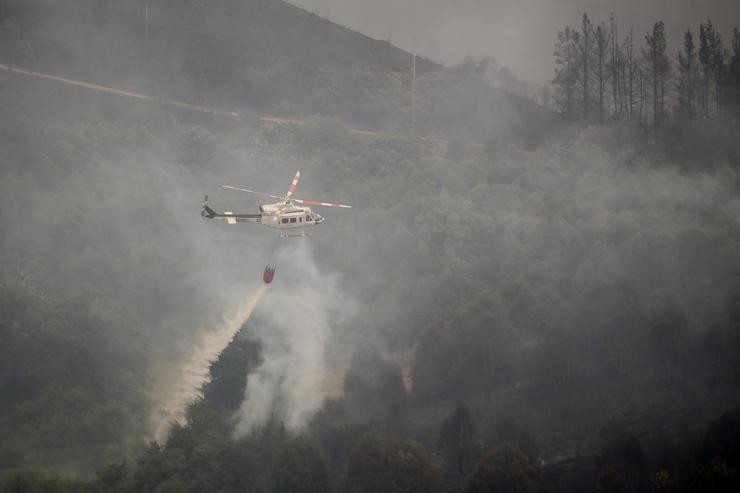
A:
[699,21,713,117]
[553,25,580,119]
[636,64,650,143]
[626,28,636,124]
[438,401,481,478]
[730,27,740,122]
[677,29,697,119]
[609,14,623,119]
[710,26,725,115]
[594,22,609,124]
[580,13,593,122]
[643,21,671,137]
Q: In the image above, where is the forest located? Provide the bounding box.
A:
[551,14,740,147]
[2,1,740,492]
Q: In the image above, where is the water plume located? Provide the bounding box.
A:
[151,284,268,442]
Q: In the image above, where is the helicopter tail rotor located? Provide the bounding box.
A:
[201,195,218,218]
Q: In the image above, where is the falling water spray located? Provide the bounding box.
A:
[151,284,268,442]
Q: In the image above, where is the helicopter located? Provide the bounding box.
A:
[201,171,351,237]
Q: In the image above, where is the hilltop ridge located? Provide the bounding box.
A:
[1,0,558,140]
[1,0,436,123]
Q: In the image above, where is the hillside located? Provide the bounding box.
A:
[0,0,559,140]
[3,1,740,492]
[2,77,740,488]
[1,0,436,125]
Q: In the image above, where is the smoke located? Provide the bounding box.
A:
[3,0,740,473]
[233,241,353,435]
[151,284,267,442]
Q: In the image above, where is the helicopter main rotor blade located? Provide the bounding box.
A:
[293,198,352,209]
[286,171,300,198]
[222,185,283,200]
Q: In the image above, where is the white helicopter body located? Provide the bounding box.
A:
[202,171,350,237]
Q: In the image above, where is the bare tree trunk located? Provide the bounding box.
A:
[582,14,591,123]
[628,29,634,124]
[610,14,620,118]
[599,53,605,124]
[653,56,659,138]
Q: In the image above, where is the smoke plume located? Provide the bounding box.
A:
[234,241,352,435]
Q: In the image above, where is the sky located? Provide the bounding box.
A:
[288,0,740,86]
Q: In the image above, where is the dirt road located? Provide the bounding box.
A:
[0,63,459,151]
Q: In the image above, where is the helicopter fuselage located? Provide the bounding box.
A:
[204,200,324,236]
[257,203,325,230]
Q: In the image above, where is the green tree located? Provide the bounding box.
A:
[465,444,539,493]
[710,24,726,116]
[343,348,407,425]
[486,418,538,462]
[699,21,721,118]
[273,436,332,493]
[553,25,580,119]
[411,325,458,402]
[643,21,671,137]
[594,22,609,124]
[648,307,690,373]
[594,431,647,493]
[677,29,698,119]
[438,401,482,478]
[345,432,442,493]
[0,469,83,493]
[702,405,740,468]
[729,28,740,123]
[90,460,133,493]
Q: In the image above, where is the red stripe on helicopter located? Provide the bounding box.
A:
[286,171,301,198]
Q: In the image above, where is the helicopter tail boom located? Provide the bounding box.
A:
[202,196,261,224]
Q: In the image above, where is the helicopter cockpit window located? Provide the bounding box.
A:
[281,218,289,224]
[290,217,297,223]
